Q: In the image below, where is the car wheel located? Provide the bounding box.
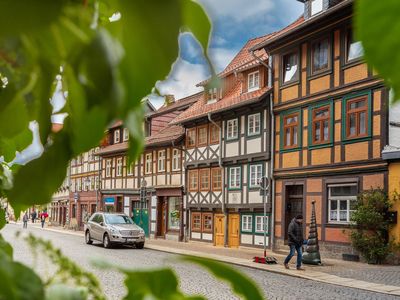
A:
[85,230,93,245]
[103,233,112,248]
[136,242,144,249]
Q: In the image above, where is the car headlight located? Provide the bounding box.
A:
[139,229,145,235]
[110,227,119,234]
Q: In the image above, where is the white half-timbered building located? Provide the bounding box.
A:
[173,36,273,248]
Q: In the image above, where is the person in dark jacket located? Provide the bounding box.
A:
[284,215,304,270]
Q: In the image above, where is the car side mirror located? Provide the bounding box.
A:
[99,222,104,226]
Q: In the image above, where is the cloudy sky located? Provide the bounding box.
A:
[150,0,304,108]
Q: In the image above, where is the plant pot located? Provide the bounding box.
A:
[342,253,360,262]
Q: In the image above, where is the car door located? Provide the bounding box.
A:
[90,214,101,241]
[95,214,105,241]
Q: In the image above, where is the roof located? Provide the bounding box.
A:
[149,92,203,118]
[198,34,273,86]
[172,85,271,124]
[251,1,352,51]
[145,124,184,147]
[96,141,128,156]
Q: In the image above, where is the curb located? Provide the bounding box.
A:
[19,224,400,297]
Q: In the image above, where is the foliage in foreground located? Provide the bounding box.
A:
[349,189,399,264]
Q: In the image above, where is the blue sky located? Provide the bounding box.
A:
[151,0,304,108]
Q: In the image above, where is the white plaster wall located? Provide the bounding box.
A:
[241,234,252,244]
[226,142,239,157]
[115,179,122,189]
[192,232,201,239]
[254,235,269,246]
[157,175,166,186]
[171,174,181,186]
[151,223,156,232]
[228,192,241,204]
[389,101,400,147]
[246,138,261,154]
[248,191,262,204]
[126,178,134,189]
[203,233,213,241]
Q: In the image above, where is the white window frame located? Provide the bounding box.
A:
[227,118,238,140]
[116,157,123,176]
[328,183,358,224]
[248,113,261,136]
[114,129,120,143]
[127,161,133,175]
[172,149,181,171]
[241,215,253,232]
[157,150,166,172]
[145,153,152,174]
[247,71,260,92]
[311,0,323,16]
[229,166,241,189]
[207,87,218,104]
[255,215,268,233]
[106,159,112,177]
[249,164,263,188]
[123,128,129,141]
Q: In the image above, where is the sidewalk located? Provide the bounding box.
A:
[18,222,400,297]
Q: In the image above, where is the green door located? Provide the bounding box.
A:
[132,201,149,237]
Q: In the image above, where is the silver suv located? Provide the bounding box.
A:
[84,212,145,249]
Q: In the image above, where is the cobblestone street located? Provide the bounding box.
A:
[2,224,398,300]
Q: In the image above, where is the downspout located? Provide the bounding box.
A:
[251,49,275,250]
[208,113,227,246]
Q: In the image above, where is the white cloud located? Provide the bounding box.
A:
[149,58,209,108]
[199,0,274,22]
[209,47,239,73]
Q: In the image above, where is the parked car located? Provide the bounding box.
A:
[84,212,145,249]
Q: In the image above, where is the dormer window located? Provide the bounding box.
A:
[248,71,260,92]
[346,28,364,62]
[207,88,218,104]
[282,51,299,84]
[114,129,120,143]
[123,128,129,141]
[311,0,323,16]
[311,37,330,74]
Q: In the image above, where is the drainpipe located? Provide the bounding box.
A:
[208,113,227,247]
[251,49,275,250]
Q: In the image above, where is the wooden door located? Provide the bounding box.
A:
[285,185,303,242]
[214,214,225,247]
[228,214,240,248]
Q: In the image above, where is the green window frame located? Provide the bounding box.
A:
[248,163,264,189]
[247,112,262,137]
[240,212,271,235]
[241,214,253,233]
[226,118,239,141]
[280,109,303,153]
[341,90,372,144]
[308,100,334,149]
[228,166,242,190]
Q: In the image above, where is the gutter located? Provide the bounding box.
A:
[207,113,227,247]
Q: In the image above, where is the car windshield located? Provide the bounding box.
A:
[105,215,133,225]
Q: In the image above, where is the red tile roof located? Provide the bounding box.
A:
[145,124,184,147]
[172,85,271,124]
[97,141,128,156]
[149,92,203,117]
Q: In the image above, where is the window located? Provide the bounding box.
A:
[145,153,152,174]
[283,112,300,149]
[192,212,201,232]
[248,113,261,136]
[255,215,268,233]
[116,158,123,176]
[249,164,263,188]
[197,126,208,146]
[186,128,196,148]
[172,149,181,171]
[282,52,299,83]
[328,184,358,223]
[311,105,331,145]
[346,96,368,139]
[106,159,112,177]
[168,197,180,230]
[123,128,129,141]
[248,71,260,92]
[127,162,134,175]
[207,88,218,104]
[77,178,82,191]
[241,215,253,232]
[312,38,330,74]
[202,213,213,232]
[346,28,364,62]
[157,150,166,172]
[211,168,222,191]
[114,129,120,143]
[209,123,220,144]
[229,167,241,189]
[188,170,198,192]
[311,0,323,16]
[199,169,210,191]
[227,119,238,140]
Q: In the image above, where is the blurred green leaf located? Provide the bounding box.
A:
[181,256,264,300]
[0,234,13,258]
[0,94,28,138]
[0,208,5,230]
[45,284,87,300]
[356,0,400,101]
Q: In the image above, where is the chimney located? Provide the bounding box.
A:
[164,95,175,106]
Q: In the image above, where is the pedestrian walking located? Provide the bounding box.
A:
[284,215,305,270]
[31,210,37,223]
[40,212,46,228]
[23,212,28,229]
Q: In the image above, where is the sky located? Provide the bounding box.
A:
[150,0,304,108]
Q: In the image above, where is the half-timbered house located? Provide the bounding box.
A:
[251,0,390,258]
[173,36,273,248]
